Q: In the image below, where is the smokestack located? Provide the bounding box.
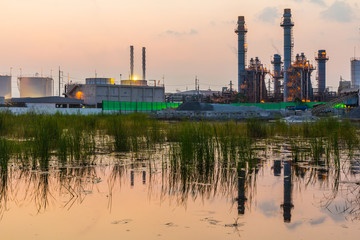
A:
[281,8,294,102]
[130,45,134,80]
[235,16,247,93]
[142,47,146,80]
[315,50,329,93]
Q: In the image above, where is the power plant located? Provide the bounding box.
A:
[0,7,359,116]
[234,8,335,104]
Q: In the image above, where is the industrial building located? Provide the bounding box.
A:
[235,9,331,103]
[286,53,314,102]
[65,46,165,107]
[235,17,268,103]
[351,58,360,88]
[0,75,12,98]
[9,96,83,108]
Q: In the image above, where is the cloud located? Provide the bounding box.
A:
[321,1,354,22]
[258,200,278,217]
[309,216,327,225]
[162,29,198,37]
[258,7,279,24]
[310,0,326,6]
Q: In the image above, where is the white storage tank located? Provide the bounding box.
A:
[0,75,12,98]
[18,77,54,97]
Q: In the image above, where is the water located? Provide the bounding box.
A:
[0,145,359,239]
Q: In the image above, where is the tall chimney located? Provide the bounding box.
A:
[142,47,146,80]
[130,45,134,80]
[315,50,329,93]
[281,8,294,102]
[235,16,247,93]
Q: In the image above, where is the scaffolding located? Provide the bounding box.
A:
[286,53,314,102]
[243,57,269,103]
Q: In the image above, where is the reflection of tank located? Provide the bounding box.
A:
[18,77,53,98]
[0,75,11,98]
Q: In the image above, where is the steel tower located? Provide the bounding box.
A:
[281,9,294,102]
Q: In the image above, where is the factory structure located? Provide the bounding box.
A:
[0,8,359,114]
[235,9,334,103]
[0,46,165,110]
[64,46,165,107]
[351,58,360,88]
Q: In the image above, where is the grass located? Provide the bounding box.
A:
[0,112,358,175]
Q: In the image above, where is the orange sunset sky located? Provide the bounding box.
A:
[0,0,359,96]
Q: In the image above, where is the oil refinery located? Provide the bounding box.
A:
[0,8,359,117]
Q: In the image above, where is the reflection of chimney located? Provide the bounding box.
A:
[281,160,294,222]
[273,160,282,176]
[130,45,134,80]
[142,47,146,80]
[142,171,146,184]
[237,168,247,214]
[130,171,134,186]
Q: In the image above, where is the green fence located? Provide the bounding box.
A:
[102,101,181,112]
[231,102,326,110]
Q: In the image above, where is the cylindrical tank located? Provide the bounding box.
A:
[0,75,12,98]
[121,80,147,86]
[86,78,114,85]
[351,58,360,88]
[18,77,53,98]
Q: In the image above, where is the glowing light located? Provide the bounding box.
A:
[75,91,84,99]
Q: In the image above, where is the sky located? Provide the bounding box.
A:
[0,0,359,96]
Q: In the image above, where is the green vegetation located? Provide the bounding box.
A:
[0,112,358,172]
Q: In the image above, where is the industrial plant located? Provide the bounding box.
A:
[0,8,359,117]
[235,9,334,104]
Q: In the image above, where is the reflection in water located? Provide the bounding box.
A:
[281,160,294,223]
[273,160,282,177]
[0,144,359,224]
[237,168,247,215]
[0,167,8,220]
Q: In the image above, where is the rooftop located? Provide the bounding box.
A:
[10,96,84,104]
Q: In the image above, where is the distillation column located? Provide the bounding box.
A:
[272,54,282,97]
[315,50,329,94]
[235,16,247,94]
[281,9,294,102]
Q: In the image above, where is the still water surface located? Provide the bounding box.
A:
[0,145,359,239]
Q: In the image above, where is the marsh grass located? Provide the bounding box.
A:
[0,112,358,175]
